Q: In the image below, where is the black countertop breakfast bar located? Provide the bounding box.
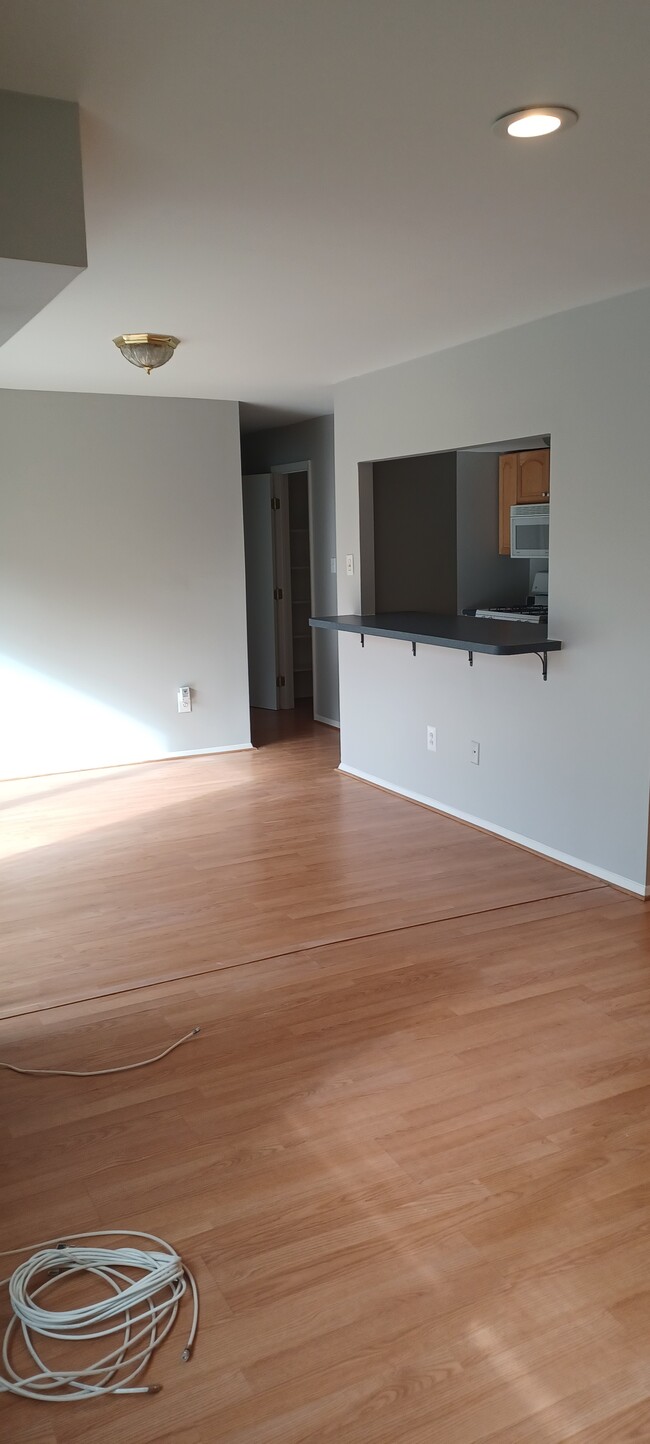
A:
[309,613,562,679]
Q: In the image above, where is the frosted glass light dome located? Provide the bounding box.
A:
[113,334,179,375]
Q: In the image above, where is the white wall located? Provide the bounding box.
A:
[0,390,251,777]
[241,415,339,725]
[334,288,650,894]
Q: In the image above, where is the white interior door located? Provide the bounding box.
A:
[242,474,278,710]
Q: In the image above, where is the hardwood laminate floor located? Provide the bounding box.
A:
[1,708,599,1018]
[1,711,649,1441]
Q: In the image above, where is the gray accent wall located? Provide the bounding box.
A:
[372,452,457,613]
[0,90,86,268]
[333,288,650,893]
[0,90,86,345]
[241,415,339,725]
[0,390,251,778]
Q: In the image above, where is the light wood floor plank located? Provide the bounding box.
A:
[0,707,604,1017]
[0,711,649,1440]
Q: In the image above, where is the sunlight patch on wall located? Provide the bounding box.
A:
[0,657,166,781]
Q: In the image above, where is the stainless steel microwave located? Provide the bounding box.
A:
[510,503,550,559]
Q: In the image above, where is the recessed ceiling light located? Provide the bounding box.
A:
[492,106,579,139]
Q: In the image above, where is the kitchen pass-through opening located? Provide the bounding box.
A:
[358,434,551,625]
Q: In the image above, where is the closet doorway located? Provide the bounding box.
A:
[242,462,316,713]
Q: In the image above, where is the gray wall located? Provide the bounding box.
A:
[242,414,339,725]
[456,451,530,612]
[0,390,251,777]
[0,90,86,346]
[0,90,86,267]
[372,452,457,613]
[333,288,650,894]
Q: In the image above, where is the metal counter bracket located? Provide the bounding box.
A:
[350,629,551,679]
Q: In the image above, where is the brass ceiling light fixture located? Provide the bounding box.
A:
[112,333,180,375]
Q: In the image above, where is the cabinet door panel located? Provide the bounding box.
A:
[518,449,550,502]
[498,453,518,555]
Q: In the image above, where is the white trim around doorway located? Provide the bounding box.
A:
[271,461,317,718]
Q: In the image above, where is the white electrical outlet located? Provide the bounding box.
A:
[345,554,354,576]
[330,557,337,574]
[470,740,480,765]
[177,685,192,713]
[427,724,437,752]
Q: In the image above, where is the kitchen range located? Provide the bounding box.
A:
[466,571,549,624]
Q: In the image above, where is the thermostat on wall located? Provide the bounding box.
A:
[177,685,192,713]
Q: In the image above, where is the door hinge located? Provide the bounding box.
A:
[273,587,283,601]
[271,496,280,510]
[276,674,286,688]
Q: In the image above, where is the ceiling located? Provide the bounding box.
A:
[0,0,649,429]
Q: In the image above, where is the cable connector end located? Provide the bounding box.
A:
[191,1027,201,1037]
[181,1346,192,1362]
[49,1241,69,1276]
[147,1384,162,1395]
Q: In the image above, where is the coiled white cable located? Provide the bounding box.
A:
[0,1026,200,1078]
[0,1230,199,1401]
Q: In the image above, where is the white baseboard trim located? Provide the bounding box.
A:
[3,742,254,783]
[163,743,254,760]
[339,763,649,899]
[314,714,340,729]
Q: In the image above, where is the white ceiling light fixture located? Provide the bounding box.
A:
[492,106,579,140]
[113,333,180,375]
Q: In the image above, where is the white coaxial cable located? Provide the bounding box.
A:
[0,1230,199,1401]
[0,1026,200,1078]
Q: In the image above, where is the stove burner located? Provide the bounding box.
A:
[485,605,547,615]
[466,603,549,624]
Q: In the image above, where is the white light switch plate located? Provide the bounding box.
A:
[470,740,480,765]
[346,554,354,576]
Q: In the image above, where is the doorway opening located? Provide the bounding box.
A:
[242,462,317,721]
[286,469,313,706]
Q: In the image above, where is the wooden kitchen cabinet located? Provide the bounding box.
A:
[498,452,519,555]
[518,449,550,502]
[498,448,550,554]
